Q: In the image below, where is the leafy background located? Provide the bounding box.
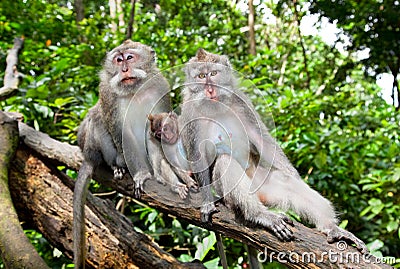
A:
[0,0,399,268]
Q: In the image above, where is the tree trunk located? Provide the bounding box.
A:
[248,0,256,56]
[8,121,392,269]
[0,112,50,269]
[109,0,125,34]
[9,146,205,269]
[75,0,84,23]
[292,0,311,89]
[126,0,137,39]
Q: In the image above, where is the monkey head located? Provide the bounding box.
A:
[148,112,179,145]
[100,40,157,95]
[183,48,237,106]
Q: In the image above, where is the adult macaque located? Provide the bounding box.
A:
[74,104,125,268]
[179,48,368,253]
[148,112,198,199]
[74,40,171,268]
[99,40,171,197]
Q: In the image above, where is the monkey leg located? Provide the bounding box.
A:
[213,155,294,241]
[253,167,336,228]
[160,159,190,199]
[254,168,368,252]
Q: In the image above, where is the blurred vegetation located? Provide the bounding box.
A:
[0,0,398,268]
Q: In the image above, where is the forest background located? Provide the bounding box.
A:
[0,0,399,268]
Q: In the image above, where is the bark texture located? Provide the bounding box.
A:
[8,122,393,269]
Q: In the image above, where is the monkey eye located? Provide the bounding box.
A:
[115,55,124,63]
[210,71,217,76]
[198,73,206,79]
[126,54,135,61]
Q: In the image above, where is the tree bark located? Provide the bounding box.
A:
[248,0,256,56]
[0,112,50,269]
[9,146,205,269]
[74,0,84,23]
[292,0,311,89]
[11,122,393,269]
[126,0,137,39]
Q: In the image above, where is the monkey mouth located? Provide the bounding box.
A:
[154,131,162,139]
[121,77,138,84]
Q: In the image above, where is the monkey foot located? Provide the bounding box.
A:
[175,183,189,199]
[326,226,369,254]
[200,203,219,223]
[258,212,294,241]
[113,167,126,180]
[270,214,294,241]
[132,170,152,198]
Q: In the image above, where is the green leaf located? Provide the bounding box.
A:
[194,232,216,261]
[386,220,399,233]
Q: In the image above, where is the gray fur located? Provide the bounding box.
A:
[179,49,368,253]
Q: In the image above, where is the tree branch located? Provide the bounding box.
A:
[0,112,50,268]
[14,122,393,269]
[0,37,24,101]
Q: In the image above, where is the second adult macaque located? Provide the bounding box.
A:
[179,48,368,253]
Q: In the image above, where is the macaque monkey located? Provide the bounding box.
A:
[179,48,368,253]
[98,40,171,197]
[74,40,171,268]
[148,112,198,199]
[74,104,125,268]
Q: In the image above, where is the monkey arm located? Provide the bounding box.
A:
[122,128,152,198]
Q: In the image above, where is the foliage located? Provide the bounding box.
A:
[0,0,399,268]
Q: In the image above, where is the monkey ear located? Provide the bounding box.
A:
[150,49,156,62]
[196,48,208,61]
[220,55,232,69]
[147,114,154,121]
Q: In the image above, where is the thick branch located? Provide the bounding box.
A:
[0,37,24,100]
[16,122,393,268]
[0,112,50,268]
[9,146,204,269]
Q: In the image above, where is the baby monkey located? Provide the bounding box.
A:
[148,112,198,199]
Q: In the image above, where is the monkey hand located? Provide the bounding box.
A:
[182,176,199,192]
[200,203,219,223]
[175,182,189,199]
[132,170,152,198]
[326,226,369,254]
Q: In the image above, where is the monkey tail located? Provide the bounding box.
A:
[73,162,93,269]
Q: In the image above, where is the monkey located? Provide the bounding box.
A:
[74,104,125,268]
[147,112,198,199]
[98,40,171,198]
[73,40,171,268]
[179,48,368,253]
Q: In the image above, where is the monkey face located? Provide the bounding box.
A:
[148,112,179,145]
[102,41,156,95]
[184,49,235,106]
